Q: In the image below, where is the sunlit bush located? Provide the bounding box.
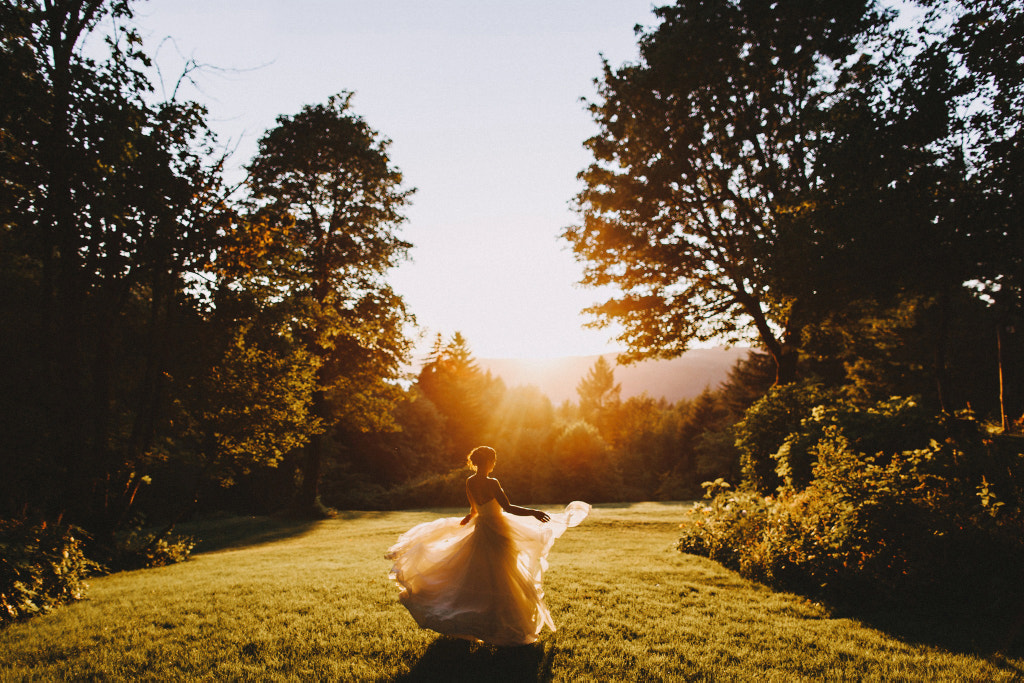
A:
[681,401,1024,609]
[0,519,100,623]
[110,527,196,571]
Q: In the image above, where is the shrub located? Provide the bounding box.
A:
[734,380,836,494]
[0,519,101,623]
[111,527,196,571]
[678,482,770,572]
[681,400,1024,610]
[775,396,937,491]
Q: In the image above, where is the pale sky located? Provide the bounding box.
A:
[132,1,660,360]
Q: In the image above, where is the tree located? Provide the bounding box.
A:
[242,93,415,514]
[484,384,557,500]
[548,421,620,502]
[172,314,321,493]
[417,332,505,465]
[564,0,888,384]
[926,0,1024,427]
[576,355,621,439]
[791,0,1024,418]
[0,0,231,537]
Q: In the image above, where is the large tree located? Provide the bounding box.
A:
[0,0,231,534]
[242,93,414,513]
[798,0,1024,415]
[564,0,888,384]
[929,0,1024,426]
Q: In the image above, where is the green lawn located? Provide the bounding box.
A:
[1,503,1022,681]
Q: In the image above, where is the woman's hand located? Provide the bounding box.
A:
[460,513,474,526]
[533,509,550,523]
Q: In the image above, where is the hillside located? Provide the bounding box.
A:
[479,346,751,404]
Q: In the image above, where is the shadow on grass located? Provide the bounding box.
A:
[396,637,555,682]
[183,516,320,555]
[848,600,1024,670]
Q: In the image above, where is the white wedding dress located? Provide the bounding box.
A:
[386,495,590,646]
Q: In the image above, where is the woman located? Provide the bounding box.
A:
[386,446,589,646]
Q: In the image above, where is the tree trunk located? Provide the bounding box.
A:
[297,387,327,514]
[737,290,799,386]
[774,348,799,386]
[997,321,1008,432]
[933,292,952,413]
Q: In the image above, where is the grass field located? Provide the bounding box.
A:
[1,502,1022,681]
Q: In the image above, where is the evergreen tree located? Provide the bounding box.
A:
[576,356,622,443]
[417,332,505,465]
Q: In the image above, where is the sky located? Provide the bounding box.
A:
[130,1,663,361]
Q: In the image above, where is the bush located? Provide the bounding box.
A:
[775,396,937,491]
[677,481,770,573]
[0,519,101,623]
[681,401,1024,610]
[110,527,196,571]
[734,380,836,494]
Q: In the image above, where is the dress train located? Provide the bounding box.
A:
[386,498,590,646]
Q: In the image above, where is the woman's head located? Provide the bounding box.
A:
[467,446,496,473]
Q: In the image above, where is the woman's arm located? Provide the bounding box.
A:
[494,480,550,522]
[460,479,476,525]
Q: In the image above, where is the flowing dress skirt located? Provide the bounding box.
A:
[386,499,590,646]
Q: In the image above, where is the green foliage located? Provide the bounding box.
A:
[575,356,621,439]
[565,0,1024,417]
[776,396,939,492]
[734,380,837,493]
[565,0,889,381]
[391,468,474,509]
[546,421,622,502]
[0,519,100,623]
[240,92,415,512]
[481,385,557,499]
[0,0,234,536]
[417,332,505,466]
[108,527,195,571]
[356,345,771,507]
[174,324,322,488]
[682,400,1024,609]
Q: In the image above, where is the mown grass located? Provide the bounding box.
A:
[1,502,1022,681]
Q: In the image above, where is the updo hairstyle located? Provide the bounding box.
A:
[466,446,496,472]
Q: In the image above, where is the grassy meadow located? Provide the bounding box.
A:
[1,502,1022,681]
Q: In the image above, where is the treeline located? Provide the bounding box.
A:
[313,334,774,511]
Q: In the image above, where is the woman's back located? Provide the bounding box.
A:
[466,474,498,506]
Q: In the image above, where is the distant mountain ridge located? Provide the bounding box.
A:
[478,346,751,404]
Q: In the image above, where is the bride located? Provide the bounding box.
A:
[386,446,590,646]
